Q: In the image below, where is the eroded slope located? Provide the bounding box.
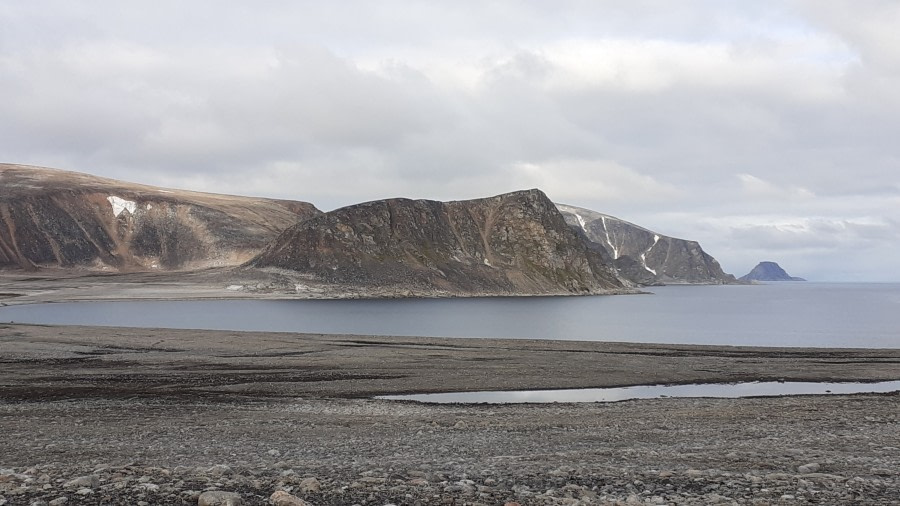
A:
[0,164,320,271]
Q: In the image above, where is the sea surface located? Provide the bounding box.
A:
[2,282,899,348]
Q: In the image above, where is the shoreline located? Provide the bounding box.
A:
[3,265,900,506]
[3,323,899,401]
[2,323,899,504]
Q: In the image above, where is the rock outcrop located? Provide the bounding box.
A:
[0,164,320,271]
[740,261,806,282]
[556,204,736,285]
[250,189,630,296]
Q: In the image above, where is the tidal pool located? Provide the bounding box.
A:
[378,380,900,404]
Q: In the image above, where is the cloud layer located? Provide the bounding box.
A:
[2,1,899,280]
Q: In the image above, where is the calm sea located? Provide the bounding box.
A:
[2,283,898,348]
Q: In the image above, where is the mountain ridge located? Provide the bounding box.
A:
[1,164,738,297]
[250,189,632,296]
[0,164,320,271]
[556,203,737,285]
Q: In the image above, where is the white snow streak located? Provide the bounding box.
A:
[641,234,661,275]
[573,212,587,232]
[600,216,618,259]
[107,196,136,217]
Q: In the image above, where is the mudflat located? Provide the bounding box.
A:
[1,323,898,505]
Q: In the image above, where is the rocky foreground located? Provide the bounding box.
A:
[1,395,897,505]
[1,324,898,505]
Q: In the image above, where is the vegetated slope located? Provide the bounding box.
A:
[0,164,320,271]
[740,261,806,282]
[250,189,631,296]
[557,204,736,285]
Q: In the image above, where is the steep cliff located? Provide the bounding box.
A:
[556,204,736,285]
[740,262,806,282]
[0,164,320,271]
[250,190,630,295]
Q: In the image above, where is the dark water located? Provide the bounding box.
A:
[378,380,900,403]
[1,283,898,348]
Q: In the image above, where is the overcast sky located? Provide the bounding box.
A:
[2,1,898,281]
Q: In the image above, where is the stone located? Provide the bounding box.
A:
[63,475,98,489]
[269,490,310,506]
[798,463,820,474]
[206,465,232,477]
[198,490,243,506]
[48,498,68,506]
[298,477,321,493]
[75,488,93,496]
[140,482,160,492]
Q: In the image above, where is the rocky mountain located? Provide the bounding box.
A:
[740,261,806,282]
[556,204,736,285]
[0,164,320,271]
[250,189,632,296]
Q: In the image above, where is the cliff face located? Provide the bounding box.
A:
[740,262,806,282]
[0,164,320,271]
[556,204,736,285]
[251,190,630,295]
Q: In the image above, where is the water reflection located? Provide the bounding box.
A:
[378,380,900,404]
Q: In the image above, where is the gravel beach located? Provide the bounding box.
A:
[1,323,898,505]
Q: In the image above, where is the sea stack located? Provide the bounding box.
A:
[739,261,806,282]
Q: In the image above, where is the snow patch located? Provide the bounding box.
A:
[641,234,661,275]
[226,285,244,291]
[107,196,136,217]
[483,258,492,267]
[573,212,587,232]
[600,216,618,259]
[640,253,657,275]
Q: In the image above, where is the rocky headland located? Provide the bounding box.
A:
[556,204,736,285]
[249,190,631,296]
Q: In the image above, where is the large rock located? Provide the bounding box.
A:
[198,490,242,506]
[250,189,630,296]
[269,490,310,506]
[0,164,319,271]
[62,476,98,489]
[556,204,736,285]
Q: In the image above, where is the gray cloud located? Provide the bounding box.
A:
[1,1,899,280]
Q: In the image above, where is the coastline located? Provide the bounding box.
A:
[1,323,898,504]
[0,269,645,307]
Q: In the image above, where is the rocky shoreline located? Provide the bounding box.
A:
[1,323,898,504]
[2,395,898,505]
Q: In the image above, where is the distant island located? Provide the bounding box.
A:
[740,261,806,282]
